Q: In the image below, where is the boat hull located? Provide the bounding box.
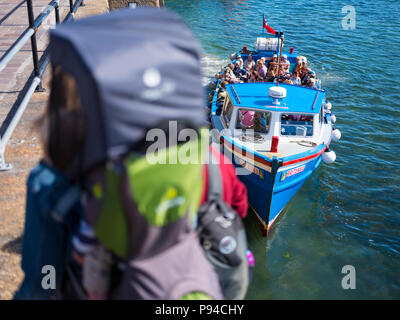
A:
[222,145,322,235]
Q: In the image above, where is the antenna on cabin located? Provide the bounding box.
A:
[276,33,284,87]
[268,32,287,105]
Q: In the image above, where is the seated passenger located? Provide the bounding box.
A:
[293,55,303,74]
[281,75,293,84]
[299,58,311,85]
[244,53,255,73]
[308,70,316,79]
[248,70,262,83]
[300,56,310,74]
[255,59,262,72]
[267,61,279,82]
[237,56,244,69]
[268,54,278,68]
[224,67,242,84]
[256,60,267,80]
[239,109,255,128]
[219,80,227,92]
[290,71,301,85]
[301,68,315,86]
[233,61,241,76]
[288,114,302,121]
[281,54,290,73]
[306,78,318,89]
[253,112,268,134]
[233,61,247,81]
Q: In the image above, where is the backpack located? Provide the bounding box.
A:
[197,153,251,300]
[81,138,224,300]
[16,140,224,300]
[14,161,81,300]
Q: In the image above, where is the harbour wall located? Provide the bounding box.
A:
[0,0,110,300]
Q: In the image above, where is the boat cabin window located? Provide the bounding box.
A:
[222,98,234,127]
[236,109,271,134]
[280,114,314,137]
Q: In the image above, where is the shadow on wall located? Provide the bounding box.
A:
[108,0,165,10]
[2,235,22,255]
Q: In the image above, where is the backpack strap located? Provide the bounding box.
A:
[51,186,81,224]
[207,151,223,202]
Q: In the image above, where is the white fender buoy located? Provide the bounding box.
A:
[325,102,332,110]
[331,114,336,123]
[332,128,341,141]
[322,148,336,164]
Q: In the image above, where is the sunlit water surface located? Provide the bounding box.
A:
[166,0,400,299]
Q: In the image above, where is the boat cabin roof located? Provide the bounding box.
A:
[226,82,325,114]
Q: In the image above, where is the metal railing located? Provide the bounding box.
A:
[0,0,84,171]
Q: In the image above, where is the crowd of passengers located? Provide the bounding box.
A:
[218,53,319,89]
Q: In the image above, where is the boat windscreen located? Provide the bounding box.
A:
[280,114,313,137]
[222,99,234,127]
[236,109,271,134]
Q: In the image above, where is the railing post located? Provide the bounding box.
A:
[26,0,45,92]
[69,0,74,13]
[0,136,12,170]
[55,1,60,24]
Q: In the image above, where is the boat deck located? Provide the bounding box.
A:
[231,135,318,160]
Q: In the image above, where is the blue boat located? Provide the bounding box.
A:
[209,34,341,236]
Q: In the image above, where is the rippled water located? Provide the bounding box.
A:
[166,0,400,299]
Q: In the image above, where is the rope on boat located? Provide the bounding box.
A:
[311,91,320,110]
[290,140,317,147]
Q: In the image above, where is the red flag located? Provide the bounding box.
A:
[263,17,276,35]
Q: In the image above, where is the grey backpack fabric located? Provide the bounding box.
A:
[197,157,249,300]
[49,8,207,177]
[110,163,224,300]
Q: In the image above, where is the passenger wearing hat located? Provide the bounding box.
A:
[308,70,317,79]
[301,69,315,87]
[281,54,290,73]
[233,60,247,81]
[267,54,279,81]
[223,66,242,84]
[269,54,278,68]
[256,59,267,80]
[237,56,244,69]
[293,55,303,74]
[298,56,311,85]
[301,56,310,72]
[244,53,255,73]
[306,77,318,89]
